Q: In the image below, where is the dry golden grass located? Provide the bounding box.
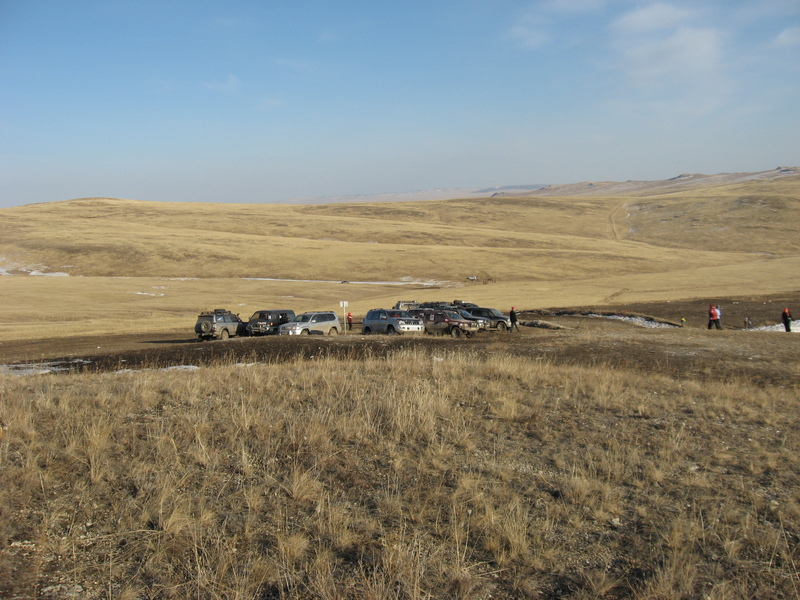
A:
[1,173,799,340]
[1,348,798,599]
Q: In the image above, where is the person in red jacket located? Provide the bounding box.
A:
[707,304,720,329]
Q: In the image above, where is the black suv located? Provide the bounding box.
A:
[246,309,295,336]
[464,307,511,330]
[195,309,245,340]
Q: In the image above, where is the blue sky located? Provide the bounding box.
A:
[1,0,798,207]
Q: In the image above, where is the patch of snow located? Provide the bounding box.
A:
[28,271,70,276]
[243,277,448,286]
[0,358,91,376]
[585,313,678,328]
[751,323,797,333]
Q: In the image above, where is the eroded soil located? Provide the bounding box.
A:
[2,294,797,387]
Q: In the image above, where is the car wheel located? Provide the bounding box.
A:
[387,326,397,335]
[363,327,371,335]
[496,322,507,331]
[220,329,230,340]
[328,327,338,336]
[200,321,212,334]
[450,327,462,338]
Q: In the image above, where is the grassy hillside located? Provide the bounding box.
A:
[3,344,798,599]
[0,172,798,339]
[2,174,798,281]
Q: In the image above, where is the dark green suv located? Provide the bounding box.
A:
[195,309,245,340]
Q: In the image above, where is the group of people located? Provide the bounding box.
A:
[707,304,723,329]
[708,304,793,332]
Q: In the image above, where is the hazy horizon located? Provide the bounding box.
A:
[2,1,798,208]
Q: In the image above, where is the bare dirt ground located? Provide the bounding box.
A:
[2,294,797,387]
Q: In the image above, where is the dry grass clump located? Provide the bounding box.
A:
[1,349,798,599]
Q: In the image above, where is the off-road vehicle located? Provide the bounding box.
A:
[278,311,341,335]
[195,309,245,340]
[246,309,295,336]
[464,307,512,330]
[421,310,479,338]
[456,309,489,331]
[362,309,424,335]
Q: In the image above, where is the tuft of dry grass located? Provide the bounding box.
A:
[1,346,798,599]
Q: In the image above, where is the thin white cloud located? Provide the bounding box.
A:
[202,75,241,93]
[612,3,695,33]
[773,26,800,46]
[541,0,605,13]
[274,58,317,73]
[623,27,723,88]
[509,24,551,49]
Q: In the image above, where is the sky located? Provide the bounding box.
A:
[1,0,799,208]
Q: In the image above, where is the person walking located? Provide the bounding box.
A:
[782,307,792,332]
[707,304,720,330]
[509,307,520,332]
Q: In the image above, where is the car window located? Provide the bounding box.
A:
[445,311,461,320]
[489,309,504,317]
[295,315,311,323]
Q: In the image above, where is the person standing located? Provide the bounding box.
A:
[707,304,720,330]
[782,307,792,332]
[346,312,353,331]
[715,305,722,328]
[509,307,520,332]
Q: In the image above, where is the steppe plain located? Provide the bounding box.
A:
[0,168,798,599]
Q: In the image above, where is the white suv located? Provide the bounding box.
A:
[278,311,341,335]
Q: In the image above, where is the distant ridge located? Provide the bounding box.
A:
[289,184,548,205]
[514,167,799,198]
[289,168,797,204]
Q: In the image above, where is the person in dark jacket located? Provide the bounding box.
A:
[782,307,792,332]
[509,307,520,332]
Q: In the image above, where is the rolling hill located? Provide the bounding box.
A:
[0,168,798,339]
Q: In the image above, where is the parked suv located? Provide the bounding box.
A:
[278,311,341,335]
[246,309,295,336]
[421,310,479,338]
[456,309,489,331]
[362,309,424,335]
[464,307,511,330]
[195,309,245,340]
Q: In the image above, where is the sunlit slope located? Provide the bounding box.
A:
[619,175,800,252]
[1,174,798,283]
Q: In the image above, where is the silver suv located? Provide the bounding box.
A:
[246,309,295,336]
[362,309,424,335]
[278,311,341,335]
[195,309,245,340]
